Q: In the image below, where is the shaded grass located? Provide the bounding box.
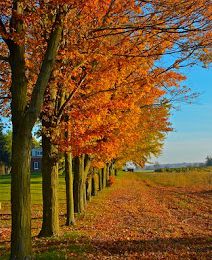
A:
[36,251,67,260]
[34,231,92,260]
[35,241,91,260]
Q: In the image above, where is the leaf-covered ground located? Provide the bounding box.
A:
[0,172,212,259]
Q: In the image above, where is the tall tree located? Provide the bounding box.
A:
[0,1,70,258]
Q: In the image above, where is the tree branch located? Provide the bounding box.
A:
[57,73,87,120]
[85,86,117,99]
[102,0,116,25]
[26,10,66,127]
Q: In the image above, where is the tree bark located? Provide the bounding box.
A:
[86,175,92,201]
[98,169,103,191]
[73,155,91,213]
[106,163,110,187]
[39,134,59,237]
[83,182,87,208]
[109,162,115,176]
[91,172,98,196]
[65,152,75,226]
[102,166,107,188]
[10,126,32,259]
[73,156,85,213]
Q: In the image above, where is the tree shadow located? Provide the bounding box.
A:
[32,235,212,255]
[190,189,212,196]
[91,236,212,256]
[1,234,211,258]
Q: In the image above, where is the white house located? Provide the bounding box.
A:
[123,161,137,172]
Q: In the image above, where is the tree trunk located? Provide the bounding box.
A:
[10,127,32,259]
[39,134,59,237]
[83,182,87,208]
[7,4,65,257]
[91,173,98,196]
[64,152,75,226]
[109,163,115,176]
[102,166,107,188]
[73,156,85,213]
[98,169,103,191]
[106,163,110,187]
[86,176,92,201]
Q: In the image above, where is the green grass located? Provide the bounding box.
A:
[134,168,212,187]
[35,243,91,260]
[0,172,66,203]
[35,251,67,260]
[0,174,11,202]
[34,231,91,259]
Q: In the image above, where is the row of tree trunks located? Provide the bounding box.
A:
[73,155,91,213]
[39,150,117,239]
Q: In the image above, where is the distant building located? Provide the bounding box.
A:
[31,148,42,172]
[0,147,43,174]
[123,161,137,172]
[0,161,10,175]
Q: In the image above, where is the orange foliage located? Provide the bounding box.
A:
[0,0,211,165]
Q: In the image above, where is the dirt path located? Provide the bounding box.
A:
[74,173,212,259]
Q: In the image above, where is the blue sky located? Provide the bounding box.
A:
[154,65,212,164]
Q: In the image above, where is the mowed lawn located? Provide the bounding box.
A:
[0,172,67,204]
[0,169,212,259]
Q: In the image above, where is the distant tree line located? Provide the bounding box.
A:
[0,121,11,167]
[205,156,212,166]
[0,121,40,170]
